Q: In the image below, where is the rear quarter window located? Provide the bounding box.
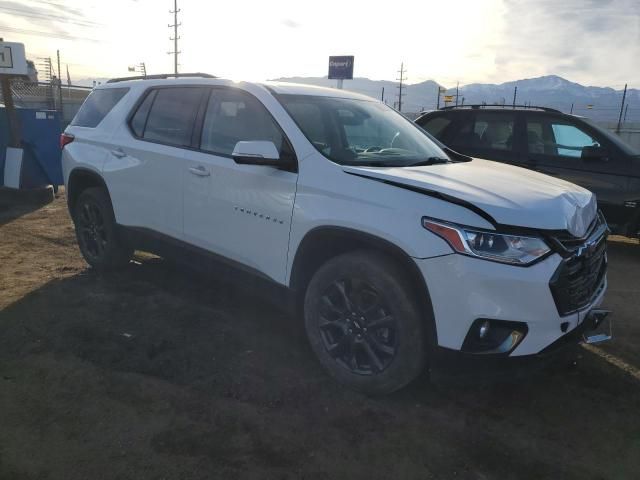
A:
[71,88,129,128]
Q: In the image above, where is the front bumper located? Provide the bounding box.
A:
[416,251,608,357]
[429,308,611,382]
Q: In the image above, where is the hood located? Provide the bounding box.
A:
[343,159,597,237]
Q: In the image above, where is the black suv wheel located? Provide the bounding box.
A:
[304,250,426,395]
[73,187,132,270]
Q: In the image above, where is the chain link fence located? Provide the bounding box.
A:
[0,79,92,126]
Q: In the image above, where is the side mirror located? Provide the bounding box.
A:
[582,145,608,162]
[232,141,281,166]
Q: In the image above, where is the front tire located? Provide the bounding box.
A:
[304,250,426,395]
[73,187,132,271]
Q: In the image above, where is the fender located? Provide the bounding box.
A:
[289,225,438,346]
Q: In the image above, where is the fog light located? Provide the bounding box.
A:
[462,319,528,355]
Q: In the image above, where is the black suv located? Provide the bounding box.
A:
[416,106,640,236]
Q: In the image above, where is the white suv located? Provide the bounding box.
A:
[61,74,610,394]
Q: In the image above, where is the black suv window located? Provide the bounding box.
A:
[200,88,285,156]
[450,112,515,152]
[418,115,452,138]
[526,117,600,158]
[139,87,206,147]
[71,88,129,128]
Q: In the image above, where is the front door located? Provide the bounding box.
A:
[182,87,298,284]
[524,113,630,228]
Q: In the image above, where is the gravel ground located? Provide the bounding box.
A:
[1,191,639,480]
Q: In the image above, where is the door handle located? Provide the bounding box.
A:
[188,165,210,177]
[111,148,127,158]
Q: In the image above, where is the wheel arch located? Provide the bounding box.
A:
[289,226,438,346]
[67,167,111,215]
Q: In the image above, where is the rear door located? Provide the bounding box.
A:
[447,110,523,164]
[106,86,207,239]
[524,113,630,227]
[182,87,298,283]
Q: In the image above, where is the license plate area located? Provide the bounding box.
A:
[583,309,612,344]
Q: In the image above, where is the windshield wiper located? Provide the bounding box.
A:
[405,157,449,167]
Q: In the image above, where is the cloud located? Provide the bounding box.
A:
[491,0,640,86]
[281,18,300,28]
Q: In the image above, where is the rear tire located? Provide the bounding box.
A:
[73,187,132,271]
[303,250,426,395]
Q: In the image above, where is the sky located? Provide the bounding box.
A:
[0,0,638,88]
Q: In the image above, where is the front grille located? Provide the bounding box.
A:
[549,233,607,316]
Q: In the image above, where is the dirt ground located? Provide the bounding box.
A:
[1,191,639,480]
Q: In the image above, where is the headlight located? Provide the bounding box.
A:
[422,218,551,266]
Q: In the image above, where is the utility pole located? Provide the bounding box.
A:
[570,103,574,114]
[455,81,459,107]
[436,85,444,110]
[623,103,629,123]
[56,50,63,116]
[168,0,181,75]
[396,62,407,112]
[617,83,627,134]
[512,85,517,108]
[381,86,384,102]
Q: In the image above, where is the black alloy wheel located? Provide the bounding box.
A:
[73,187,132,270]
[318,277,398,375]
[77,201,108,260]
[304,250,427,395]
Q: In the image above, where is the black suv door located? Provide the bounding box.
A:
[438,110,525,165]
[524,112,630,228]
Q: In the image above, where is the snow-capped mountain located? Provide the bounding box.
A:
[274,75,637,122]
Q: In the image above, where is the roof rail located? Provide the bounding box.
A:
[106,73,217,83]
[440,104,561,113]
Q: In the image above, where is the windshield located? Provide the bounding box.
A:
[581,118,640,156]
[277,94,450,166]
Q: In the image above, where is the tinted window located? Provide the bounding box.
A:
[200,89,284,156]
[527,118,600,158]
[130,90,156,137]
[143,87,206,147]
[450,112,515,151]
[71,88,128,128]
[419,115,452,138]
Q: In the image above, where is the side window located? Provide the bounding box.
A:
[448,115,474,149]
[71,88,129,128]
[551,123,599,157]
[526,120,546,154]
[526,118,600,158]
[130,90,156,137]
[449,113,515,152]
[472,113,515,151]
[142,87,206,147]
[418,115,452,139]
[200,89,284,156]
